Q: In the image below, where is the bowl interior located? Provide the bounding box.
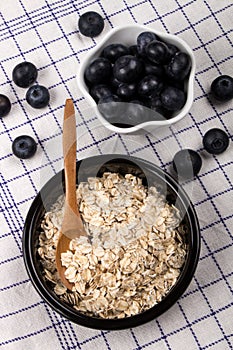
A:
[77,25,196,133]
[23,155,200,330]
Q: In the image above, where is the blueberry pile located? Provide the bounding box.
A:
[84,31,192,126]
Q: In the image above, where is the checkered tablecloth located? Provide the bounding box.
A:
[0,0,233,349]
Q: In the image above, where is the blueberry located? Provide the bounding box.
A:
[165,77,185,91]
[12,135,37,159]
[165,43,179,62]
[98,94,122,121]
[144,61,164,77]
[160,86,185,111]
[12,62,38,88]
[0,94,11,118]
[137,31,158,56]
[146,40,169,65]
[102,44,129,63]
[78,11,104,37]
[85,57,112,85]
[110,76,122,90]
[128,45,140,57]
[138,75,163,98]
[173,149,202,179]
[113,55,143,83]
[210,75,233,102]
[90,84,112,102]
[203,128,229,154]
[149,95,171,119]
[149,95,163,112]
[116,82,137,100]
[166,52,191,81]
[26,85,50,108]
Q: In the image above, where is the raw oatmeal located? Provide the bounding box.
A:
[38,172,187,319]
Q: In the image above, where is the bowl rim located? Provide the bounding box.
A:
[22,154,200,330]
[77,24,196,134]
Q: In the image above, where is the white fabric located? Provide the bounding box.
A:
[0,0,233,349]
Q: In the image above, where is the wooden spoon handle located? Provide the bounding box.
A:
[63,99,77,213]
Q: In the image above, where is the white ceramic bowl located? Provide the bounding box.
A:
[77,24,195,134]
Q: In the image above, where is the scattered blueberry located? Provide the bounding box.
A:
[90,84,112,102]
[160,86,185,111]
[210,75,233,102]
[26,85,50,108]
[166,52,191,81]
[116,82,137,100]
[12,62,38,88]
[173,149,202,179]
[0,94,11,118]
[12,135,37,159]
[203,128,229,154]
[113,55,143,83]
[78,11,104,37]
[102,44,129,63]
[137,31,158,56]
[138,75,163,98]
[85,57,112,85]
[146,41,168,65]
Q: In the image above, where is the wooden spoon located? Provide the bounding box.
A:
[56,98,86,290]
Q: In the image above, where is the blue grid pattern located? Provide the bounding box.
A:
[0,0,233,349]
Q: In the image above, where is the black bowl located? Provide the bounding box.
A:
[22,155,200,330]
